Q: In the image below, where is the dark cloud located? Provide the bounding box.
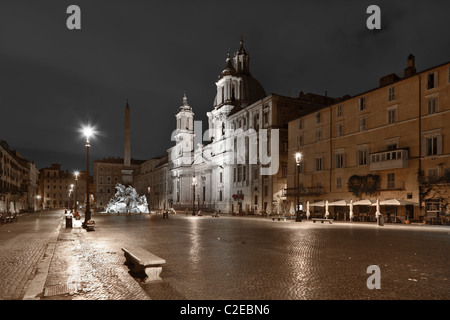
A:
[0,0,449,172]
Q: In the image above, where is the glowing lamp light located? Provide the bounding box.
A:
[295,152,302,165]
[83,126,94,140]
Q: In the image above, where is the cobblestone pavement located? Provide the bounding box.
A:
[2,211,450,300]
[0,210,61,300]
[40,218,149,300]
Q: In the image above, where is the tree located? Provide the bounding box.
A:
[348,174,380,198]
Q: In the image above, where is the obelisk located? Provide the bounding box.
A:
[122,100,133,185]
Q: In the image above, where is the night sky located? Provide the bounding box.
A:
[0,0,449,173]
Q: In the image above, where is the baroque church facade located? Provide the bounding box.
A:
[167,39,332,214]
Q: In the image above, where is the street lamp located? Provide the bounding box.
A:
[295,152,302,222]
[82,126,93,227]
[70,184,74,210]
[73,171,79,213]
[36,195,41,211]
[192,174,197,216]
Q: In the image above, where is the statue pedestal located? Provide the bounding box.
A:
[122,169,133,186]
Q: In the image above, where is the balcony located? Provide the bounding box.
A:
[370,149,408,171]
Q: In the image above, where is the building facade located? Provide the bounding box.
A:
[134,155,169,211]
[0,140,39,213]
[38,163,90,211]
[287,56,450,222]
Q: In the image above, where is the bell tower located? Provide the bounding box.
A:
[173,93,195,166]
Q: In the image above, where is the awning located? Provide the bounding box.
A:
[328,200,348,206]
[309,201,325,207]
[379,199,418,206]
[352,199,373,206]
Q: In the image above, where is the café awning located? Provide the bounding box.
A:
[379,199,418,206]
[328,200,348,206]
[352,199,373,206]
[309,201,325,207]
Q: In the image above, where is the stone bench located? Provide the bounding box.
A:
[312,218,333,224]
[272,216,288,221]
[122,247,166,282]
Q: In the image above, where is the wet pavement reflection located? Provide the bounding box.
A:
[70,213,450,300]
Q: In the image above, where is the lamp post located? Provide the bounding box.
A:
[74,171,79,213]
[82,127,93,227]
[36,195,41,211]
[70,184,74,211]
[192,174,197,216]
[295,152,302,222]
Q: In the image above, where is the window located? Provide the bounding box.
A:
[426,72,438,90]
[358,97,366,111]
[358,149,368,166]
[263,112,268,124]
[337,105,343,117]
[335,153,345,168]
[314,157,323,171]
[387,173,395,189]
[336,177,342,189]
[387,107,397,124]
[298,118,302,130]
[281,163,288,178]
[427,97,438,114]
[253,167,259,180]
[426,201,440,213]
[219,172,223,183]
[360,117,367,132]
[426,136,438,156]
[388,87,395,101]
[219,190,223,201]
[387,143,398,151]
[316,112,321,123]
[336,123,343,137]
[428,168,438,182]
[316,129,322,142]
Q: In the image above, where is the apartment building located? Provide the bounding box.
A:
[288,55,450,222]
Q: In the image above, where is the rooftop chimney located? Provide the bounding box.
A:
[404,54,416,78]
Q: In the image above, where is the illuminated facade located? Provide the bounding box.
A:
[167,39,331,214]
